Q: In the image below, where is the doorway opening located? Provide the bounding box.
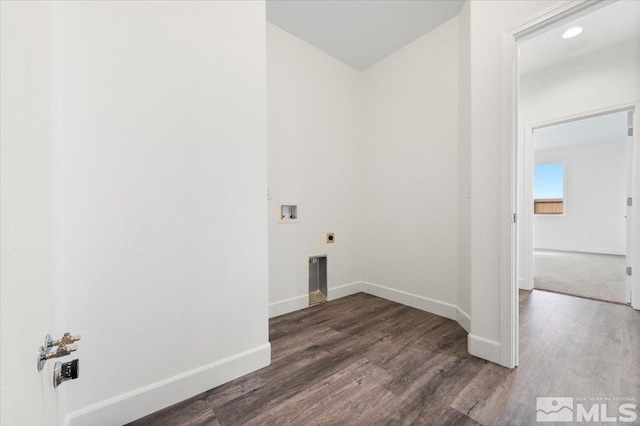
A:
[501,0,640,368]
[525,110,633,305]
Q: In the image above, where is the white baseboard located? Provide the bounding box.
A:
[269,294,308,318]
[535,245,625,256]
[271,282,500,366]
[270,282,469,333]
[269,281,363,318]
[328,281,362,300]
[468,334,501,365]
[361,281,457,321]
[64,343,271,426]
[456,307,471,333]
[272,283,502,367]
[518,278,533,291]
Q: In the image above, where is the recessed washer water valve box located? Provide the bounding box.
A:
[278,203,299,223]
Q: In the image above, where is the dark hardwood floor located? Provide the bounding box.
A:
[130,291,640,425]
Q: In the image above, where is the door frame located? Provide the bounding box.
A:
[499,0,636,368]
[520,103,639,302]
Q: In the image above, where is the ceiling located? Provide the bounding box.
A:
[534,111,629,151]
[266,0,464,71]
[519,0,640,76]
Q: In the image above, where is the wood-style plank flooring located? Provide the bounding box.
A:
[130,291,640,425]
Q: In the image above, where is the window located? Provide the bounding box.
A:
[534,163,564,214]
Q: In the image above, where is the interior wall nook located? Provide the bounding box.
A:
[267,15,465,330]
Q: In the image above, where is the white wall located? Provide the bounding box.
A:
[520,38,640,127]
[466,0,562,362]
[360,17,460,320]
[1,2,270,425]
[457,1,472,323]
[266,23,363,317]
[534,140,627,254]
[1,2,65,425]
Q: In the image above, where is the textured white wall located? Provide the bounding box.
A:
[361,17,459,307]
[534,140,628,254]
[0,2,65,425]
[266,23,363,314]
[56,1,270,421]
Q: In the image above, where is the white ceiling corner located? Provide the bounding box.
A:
[266,0,464,71]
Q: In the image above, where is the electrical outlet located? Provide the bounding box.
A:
[326,233,335,244]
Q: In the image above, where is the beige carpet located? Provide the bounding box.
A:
[534,249,628,304]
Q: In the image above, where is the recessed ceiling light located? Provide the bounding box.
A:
[562,27,583,39]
